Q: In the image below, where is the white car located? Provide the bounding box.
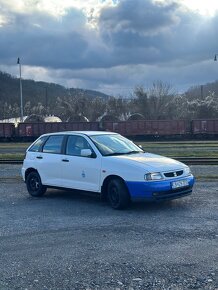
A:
[22,131,195,209]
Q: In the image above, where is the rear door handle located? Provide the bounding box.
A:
[36,156,43,159]
[62,159,69,162]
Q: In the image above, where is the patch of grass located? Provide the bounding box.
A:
[141,150,218,158]
[138,142,218,147]
[1,141,218,158]
[0,153,24,160]
[0,142,30,149]
[136,141,218,158]
[136,140,218,144]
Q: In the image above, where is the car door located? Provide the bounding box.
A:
[37,135,65,187]
[60,135,102,192]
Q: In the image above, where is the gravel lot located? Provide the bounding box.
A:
[0,165,217,290]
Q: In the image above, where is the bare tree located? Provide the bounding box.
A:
[106,97,129,120]
[133,81,176,119]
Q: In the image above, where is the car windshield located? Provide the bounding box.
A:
[90,134,144,156]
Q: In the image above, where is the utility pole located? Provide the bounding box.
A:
[200,85,204,99]
[45,86,48,114]
[17,57,24,122]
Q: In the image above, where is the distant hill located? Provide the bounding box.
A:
[0,71,109,109]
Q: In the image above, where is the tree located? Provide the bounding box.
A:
[133,81,176,119]
[106,97,129,120]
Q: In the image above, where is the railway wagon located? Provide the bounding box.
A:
[0,123,15,139]
[18,122,100,139]
[192,119,218,135]
[103,120,189,137]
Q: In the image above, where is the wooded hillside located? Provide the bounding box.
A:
[1,71,218,121]
[0,71,108,120]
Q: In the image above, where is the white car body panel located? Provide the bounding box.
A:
[60,155,102,192]
[100,153,188,183]
[23,152,65,187]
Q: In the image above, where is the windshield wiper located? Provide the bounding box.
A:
[104,152,128,156]
[125,150,143,154]
[105,151,143,156]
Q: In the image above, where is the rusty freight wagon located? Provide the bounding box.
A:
[103,120,189,137]
[0,123,15,139]
[17,122,100,139]
[192,119,218,136]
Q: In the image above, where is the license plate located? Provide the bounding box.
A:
[172,179,189,189]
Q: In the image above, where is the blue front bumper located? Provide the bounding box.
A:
[126,175,195,202]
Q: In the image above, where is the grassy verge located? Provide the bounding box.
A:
[137,142,218,157]
[0,153,25,160]
[139,148,218,157]
[0,143,30,148]
[1,141,218,159]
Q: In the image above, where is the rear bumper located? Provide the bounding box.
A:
[126,175,195,202]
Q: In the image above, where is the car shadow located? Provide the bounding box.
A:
[37,188,191,212]
[130,198,191,212]
[40,187,103,206]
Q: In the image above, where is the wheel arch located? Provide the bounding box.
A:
[101,174,130,201]
[25,168,38,181]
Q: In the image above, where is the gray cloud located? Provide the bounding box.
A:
[0,3,98,67]
[98,0,218,66]
[99,0,179,36]
[0,0,218,94]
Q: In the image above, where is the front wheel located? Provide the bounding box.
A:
[107,178,130,209]
[26,171,47,197]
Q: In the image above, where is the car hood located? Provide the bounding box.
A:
[110,152,186,172]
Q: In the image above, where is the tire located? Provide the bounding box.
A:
[107,178,130,209]
[26,171,47,197]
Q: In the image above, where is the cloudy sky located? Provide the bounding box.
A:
[0,0,218,96]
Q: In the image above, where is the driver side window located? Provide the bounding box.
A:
[66,135,92,157]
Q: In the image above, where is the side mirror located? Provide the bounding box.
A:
[81,149,93,157]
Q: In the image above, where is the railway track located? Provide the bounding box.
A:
[1,157,218,165]
[175,157,218,165]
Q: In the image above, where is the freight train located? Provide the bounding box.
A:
[0,119,218,141]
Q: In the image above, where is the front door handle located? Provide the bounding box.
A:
[62,159,69,162]
[36,156,43,159]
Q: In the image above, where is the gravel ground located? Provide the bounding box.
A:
[0,164,22,178]
[0,165,217,290]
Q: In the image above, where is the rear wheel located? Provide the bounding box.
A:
[107,178,130,209]
[26,171,47,197]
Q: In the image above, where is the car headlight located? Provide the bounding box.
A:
[184,167,191,176]
[145,172,164,181]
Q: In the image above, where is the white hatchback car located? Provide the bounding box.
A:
[22,131,195,209]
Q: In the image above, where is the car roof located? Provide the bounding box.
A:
[41,131,117,137]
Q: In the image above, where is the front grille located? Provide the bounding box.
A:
[164,170,183,178]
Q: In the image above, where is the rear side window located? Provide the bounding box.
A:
[29,136,47,152]
[42,135,64,154]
